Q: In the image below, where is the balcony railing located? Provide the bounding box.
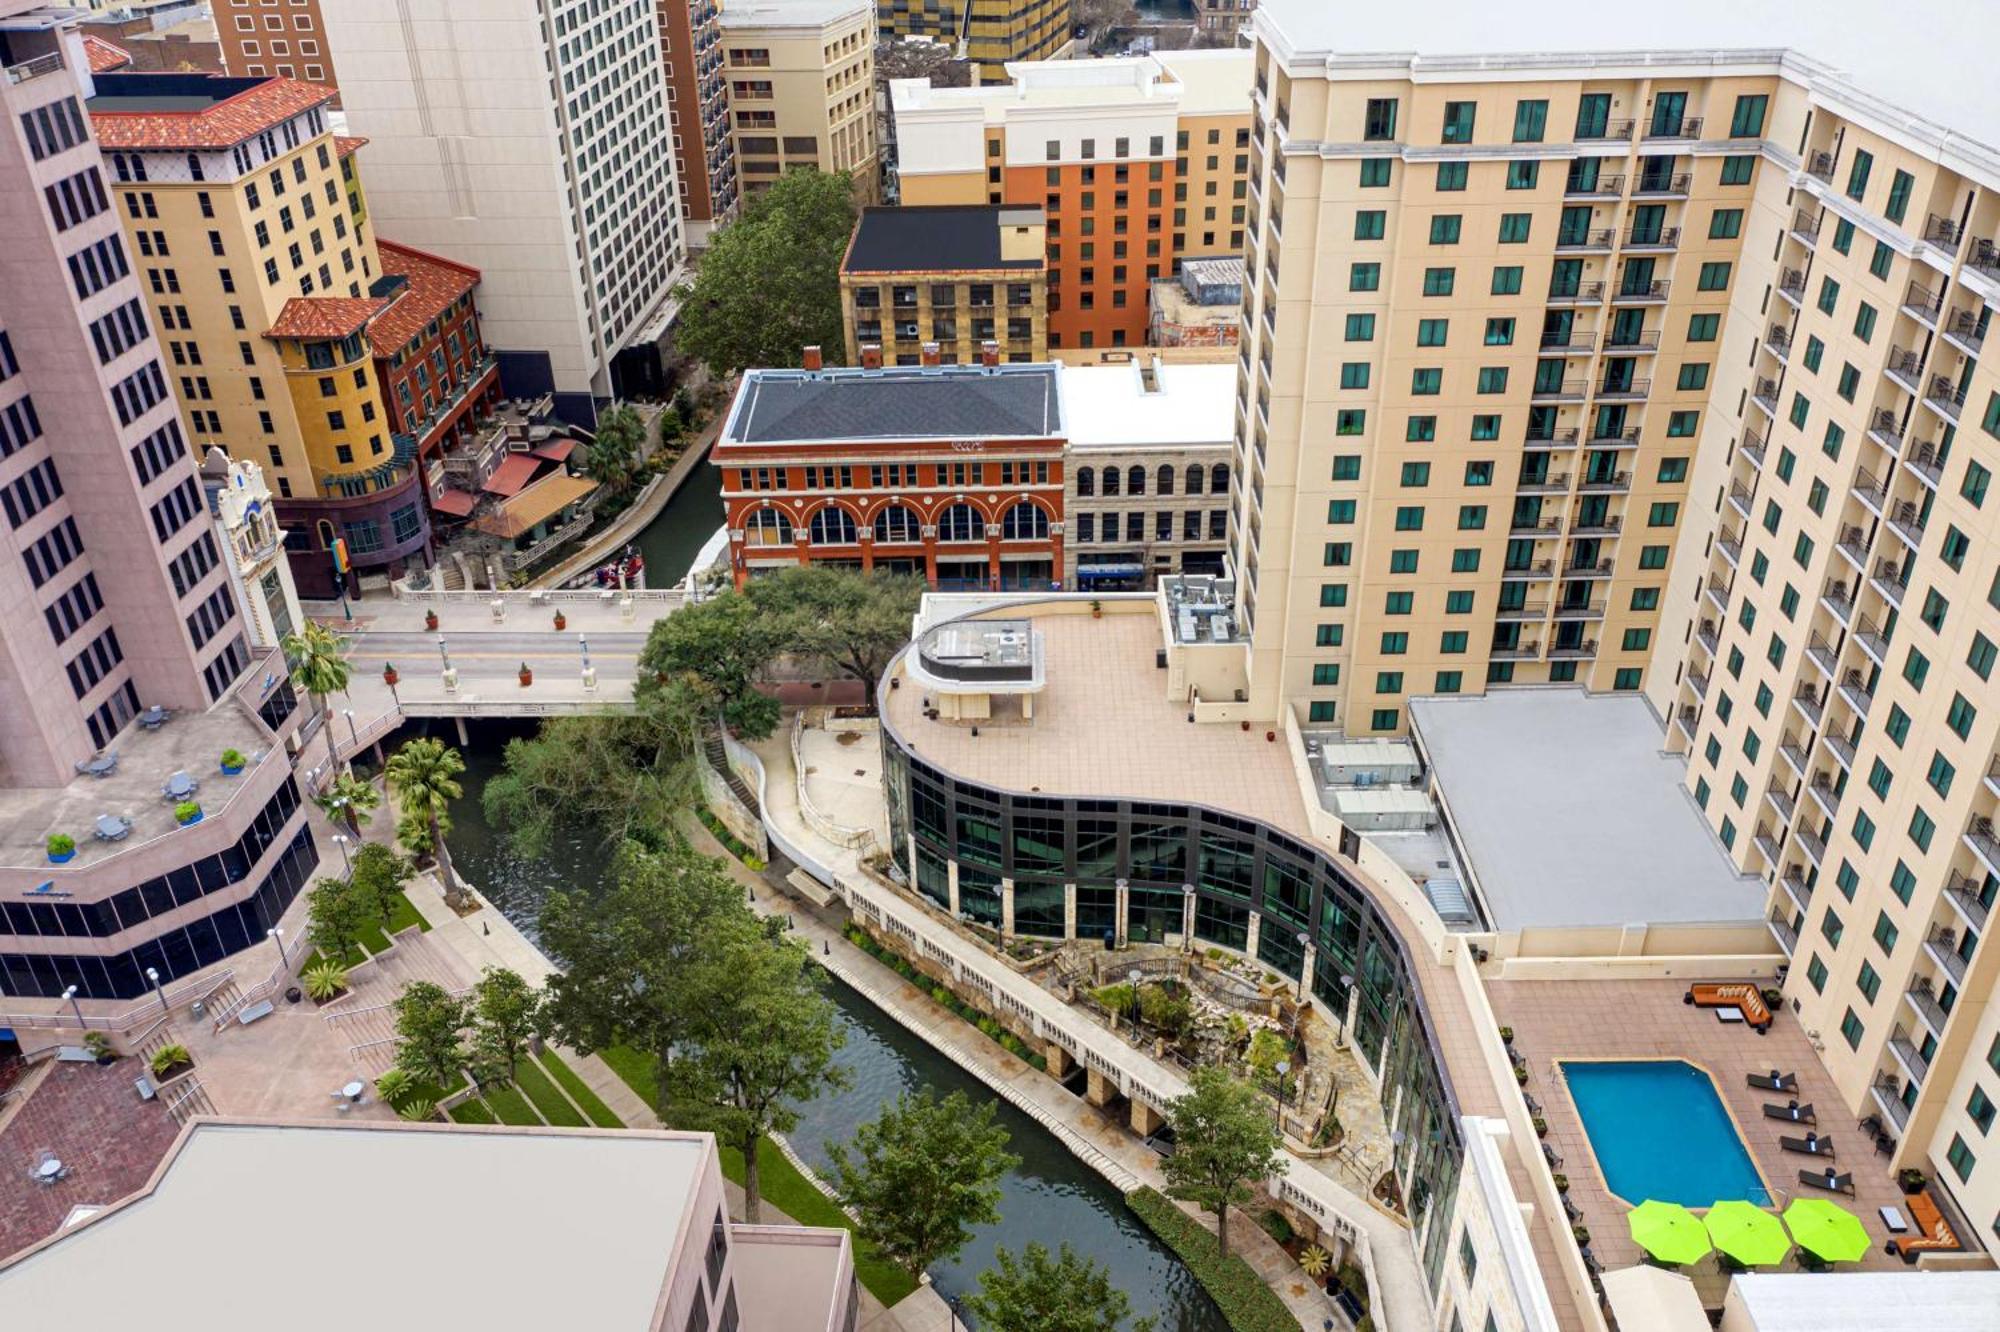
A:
[1943,309,1986,355]
[1945,870,1992,932]
[1778,733,1809,776]
[1792,685,1825,729]
[1491,641,1541,661]
[1630,173,1692,197]
[1595,378,1649,401]
[1674,705,1700,738]
[1776,268,1807,304]
[1547,281,1607,304]
[1924,375,1967,421]
[4,52,65,84]
[1768,911,1798,955]
[1686,669,1711,700]
[1779,869,1812,913]
[1531,379,1589,402]
[1495,601,1548,621]
[1887,500,1927,549]
[1766,784,1797,824]
[1624,226,1681,250]
[1547,639,1598,660]
[1885,346,1927,394]
[1586,426,1641,448]
[1750,377,1780,415]
[1837,669,1874,720]
[1968,238,2000,281]
[1541,332,1596,354]
[1868,408,1905,451]
[1572,514,1622,536]
[1790,210,1820,244]
[1805,150,1836,182]
[1552,601,1607,620]
[1834,524,1871,570]
[1806,773,1841,818]
[1822,731,1856,772]
[1613,279,1671,302]
[1603,329,1661,352]
[1821,578,1856,624]
[1555,228,1616,253]
[1852,614,1892,666]
[1565,172,1625,197]
[1905,978,1950,1037]
[1696,619,1720,653]
[1888,1027,1930,1084]
[1870,558,1910,607]
[1966,817,2000,879]
[1516,473,1571,494]
[1924,214,1962,253]
[1580,470,1632,494]
[1740,432,1767,470]
[1851,468,1890,516]
[1924,927,1969,989]
[1902,281,1945,325]
[1805,633,1839,679]
[1764,327,1792,361]
[1871,1077,1912,1132]
[1575,120,1635,143]
[1645,116,1702,139]
[1526,428,1581,449]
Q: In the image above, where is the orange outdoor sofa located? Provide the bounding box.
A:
[1684,982,1773,1030]
[1889,1192,1961,1263]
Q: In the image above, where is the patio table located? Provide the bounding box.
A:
[163,772,198,800]
[83,754,117,777]
[342,1080,365,1102]
[138,706,171,729]
[34,1159,62,1182]
[94,815,130,841]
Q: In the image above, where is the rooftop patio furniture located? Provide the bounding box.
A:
[54,1046,95,1063]
[1747,1070,1799,1092]
[75,751,119,778]
[161,771,198,800]
[93,814,131,842]
[1686,982,1772,1029]
[137,706,172,730]
[30,1151,67,1185]
[1763,1101,1815,1124]
[1798,1168,1853,1194]
[236,999,274,1025]
[1888,1191,1960,1262]
[1779,1134,1834,1158]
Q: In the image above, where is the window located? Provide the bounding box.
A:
[1345,313,1376,341]
[1363,98,1399,141]
[1316,624,1343,646]
[1975,634,2000,681]
[1857,961,1881,1004]
[1970,1088,1996,1136]
[1445,590,1474,614]
[1412,368,1442,395]
[1354,209,1386,241]
[1441,101,1476,143]
[1648,501,1679,527]
[1946,1134,1976,1184]
[1678,363,1709,391]
[1729,94,1768,138]
[1350,263,1380,292]
[1337,410,1367,436]
[1359,159,1392,188]
[1963,460,1992,508]
[1885,169,1915,224]
[1512,99,1548,142]
[1379,632,1407,654]
[1331,454,1362,481]
[1435,161,1467,191]
[1870,241,1893,280]
[1400,462,1430,487]
[1407,416,1437,442]
[1470,414,1500,439]
[1947,692,1978,739]
[1491,266,1523,295]
[1476,367,1508,394]
[1803,336,1824,372]
[1483,318,1514,346]
[1323,543,1351,567]
[1710,208,1743,239]
[1688,313,1719,341]
[1457,506,1486,530]
[1327,500,1356,524]
[1385,592,1413,615]
[1806,956,1828,992]
[1312,664,1340,686]
[1698,261,1731,291]
[1885,704,1910,747]
[1817,276,1840,314]
[1417,319,1449,347]
[1371,709,1400,732]
[1667,411,1699,437]
[1429,215,1462,245]
[1845,148,1873,201]
[1340,362,1371,390]
[1622,628,1651,651]
[1720,155,1755,185]
[1839,1009,1864,1051]
[1394,506,1424,531]
[1320,585,1347,607]
[1498,213,1531,244]
[1506,161,1538,190]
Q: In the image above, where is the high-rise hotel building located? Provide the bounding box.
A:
[1244,0,2000,1239]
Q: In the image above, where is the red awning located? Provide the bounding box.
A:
[482,454,540,497]
[431,488,478,517]
[530,438,577,463]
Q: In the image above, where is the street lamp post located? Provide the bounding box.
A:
[1336,972,1356,1045]
[145,966,168,1016]
[947,1295,962,1331]
[63,984,84,1028]
[268,928,289,970]
[438,634,458,694]
[332,832,353,877]
[341,708,361,770]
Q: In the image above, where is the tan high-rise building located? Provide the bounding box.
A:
[658,0,737,242]
[213,0,338,102]
[890,50,1254,353]
[720,0,877,205]
[1245,0,2000,1249]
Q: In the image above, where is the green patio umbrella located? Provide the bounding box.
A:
[1627,1199,1713,1265]
[1705,1200,1791,1266]
[1783,1197,1872,1263]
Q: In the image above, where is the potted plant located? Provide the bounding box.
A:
[1760,986,1784,1010]
[518,661,533,687]
[1499,1025,1515,1045]
[302,958,350,1003]
[46,833,76,865]
[1089,599,1103,619]
[1514,1065,1530,1085]
[1898,1167,1927,1195]
[1572,1224,1591,1246]
[423,607,439,631]
[1552,1173,1569,1193]
[174,800,203,827]
[553,609,567,631]
[1533,1116,1549,1138]
[219,748,246,776]
[84,1032,115,1064]
[383,662,399,689]
[148,1043,193,1080]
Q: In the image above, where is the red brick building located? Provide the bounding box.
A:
[714,349,1065,590]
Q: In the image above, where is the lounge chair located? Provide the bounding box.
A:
[1779,1135,1834,1158]
[1889,1192,1961,1263]
[1746,1070,1799,1092]
[1762,1101,1816,1124]
[1685,982,1773,1029]
[1798,1169,1853,1194]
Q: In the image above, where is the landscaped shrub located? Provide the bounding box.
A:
[1125,1187,1299,1332]
[1256,1208,1294,1245]
[148,1044,192,1078]
[843,924,1045,1071]
[302,958,350,1001]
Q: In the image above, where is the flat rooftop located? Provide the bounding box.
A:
[1408,691,1763,930]
[843,205,1044,274]
[1060,362,1236,449]
[726,364,1063,444]
[0,1123,707,1328]
[1256,0,1995,162]
[1726,1271,2000,1331]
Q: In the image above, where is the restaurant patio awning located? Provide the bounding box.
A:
[430,488,478,518]
[1600,1266,1708,1332]
[471,472,598,540]
[482,453,539,497]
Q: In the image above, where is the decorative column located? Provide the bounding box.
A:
[1244,909,1262,958]
[1299,939,1318,1001]
[1063,882,1078,941]
[1000,877,1016,940]
[1180,883,1197,952]
[1113,877,1130,949]
[946,859,961,918]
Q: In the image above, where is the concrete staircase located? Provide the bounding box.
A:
[704,724,760,817]
[323,927,476,1073]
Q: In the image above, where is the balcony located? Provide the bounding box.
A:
[1967,237,2000,282]
[1791,685,1826,729]
[1902,281,1945,328]
[1776,268,1807,307]
[1850,469,1890,519]
[1565,171,1625,199]
[1966,817,2000,880]
[1715,527,1742,566]
[1595,378,1650,402]
[1740,432,1767,471]
[1778,734,1809,777]
[1547,281,1607,305]
[1942,308,1986,356]
[1764,327,1792,363]
[1541,331,1596,354]
[1500,560,1555,581]
[1887,500,1927,550]
[1611,279,1671,304]
[1765,784,1798,825]
[1511,517,1565,539]
[1630,173,1692,198]
[1516,473,1571,495]
[1887,1028,1930,1085]
[1822,731,1856,772]
[1494,601,1548,622]
[1905,979,1950,1038]
[1686,668,1711,700]
[1531,378,1589,403]
[1779,869,1813,914]
[1871,1077,1912,1134]
[1624,226,1681,252]
[1703,575,1731,614]
[1884,347,1928,395]
[1795,826,1827,867]
[1696,618,1720,654]
[1586,426,1642,449]
[1645,116,1703,140]
[1834,525,1871,572]
[1576,120,1635,143]
[1526,428,1581,451]
[1924,214,1962,254]
[1491,641,1541,661]
[1571,514,1622,537]
[1768,911,1798,955]
[1806,773,1842,819]
[1852,614,1892,667]
[1789,210,1820,246]
[1945,870,1993,932]
[1989,755,2000,799]
[1924,927,1970,989]
[1755,825,1784,865]
[1547,639,1599,660]
[1922,375,1966,423]
[1552,601,1607,621]
[1726,481,1756,519]
[1867,408,1906,452]
[1750,377,1780,417]
[1555,228,1616,254]
[1674,705,1700,739]
[1804,634,1838,679]
[1836,669,1874,720]
[1805,150,1836,182]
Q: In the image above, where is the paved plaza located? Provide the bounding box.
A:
[0,1057,181,1260]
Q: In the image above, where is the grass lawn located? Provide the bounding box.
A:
[480,1082,543,1126]
[513,1057,588,1127]
[384,890,429,934]
[301,893,432,970]
[602,1044,916,1306]
[537,1050,623,1128]
[446,1098,496,1124]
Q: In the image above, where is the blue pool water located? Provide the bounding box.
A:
[1562,1060,1768,1207]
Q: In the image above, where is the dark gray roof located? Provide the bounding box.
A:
[842,206,1043,274]
[730,366,1063,443]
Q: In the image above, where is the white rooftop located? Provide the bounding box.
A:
[1725,1271,2000,1332]
[892,50,1251,120]
[1060,361,1237,449]
[0,1123,709,1330]
[1408,691,1763,931]
[1147,49,1256,118]
[1257,0,1996,165]
[717,0,868,29]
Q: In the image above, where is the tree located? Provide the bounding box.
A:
[828,1087,1017,1281]
[662,921,848,1222]
[963,1242,1155,1332]
[639,591,783,739]
[469,967,543,1082]
[305,875,369,962]
[1160,1066,1284,1260]
[675,169,858,378]
[585,404,645,495]
[348,842,412,930]
[283,622,350,770]
[393,980,468,1090]
[746,567,924,686]
[386,737,468,909]
[314,770,379,834]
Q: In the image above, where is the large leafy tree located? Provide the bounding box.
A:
[393,980,468,1090]
[348,842,412,930]
[305,875,370,962]
[675,169,858,377]
[963,1242,1155,1332]
[639,591,784,739]
[385,737,468,908]
[827,1087,1017,1282]
[282,622,350,770]
[746,567,924,686]
[1160,1066,1284,1260]
[469,967,543,1082]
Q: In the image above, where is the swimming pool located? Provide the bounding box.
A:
[1562,1060,1768,1207]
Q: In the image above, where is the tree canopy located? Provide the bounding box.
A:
[674,169,858,378]
[386,737,468,907]
[393,980,468,1090]
[638,591,785,739]
[963,1242,1155,1332]
[828,1087,1017,1281]
[1160,1066,1284,1259]
[469,966,544,1082]
[746,566,924,686]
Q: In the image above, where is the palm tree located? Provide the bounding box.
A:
[314,770,379,833]
[386,737,468,909]
[282,622,350,770]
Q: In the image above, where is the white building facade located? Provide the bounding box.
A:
[200,450,301,654]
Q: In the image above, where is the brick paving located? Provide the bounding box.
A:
[0,1056,181,1261]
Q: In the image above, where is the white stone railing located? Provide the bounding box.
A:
[790,710,878,852]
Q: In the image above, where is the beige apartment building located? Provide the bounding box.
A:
[720,0,877,205]
[838,203,1047,364]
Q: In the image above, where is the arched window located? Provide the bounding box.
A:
[1185,464,1204,495]
[809,506,858,545]
[1076,466,1095,497]
[1101,467,1121,497]
[1001,500,1048,540]
[1127,465,1146,496]
[1156,464,1175,496]
[743,508,792,546]
[873,504,921,543]
[1210,463,1229,494]
[937,503,985,542]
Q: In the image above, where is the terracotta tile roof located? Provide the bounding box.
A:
[472,472,598,540]
[83,36,132,74]
[266,296,386,341]
[431,488,479,518]
[368,240,481,355]
[91,77,335,151]
[334,135,368,158]
[481,454,541,498]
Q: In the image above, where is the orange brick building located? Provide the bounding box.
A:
[714,351,1065,590]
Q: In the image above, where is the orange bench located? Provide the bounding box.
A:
[1889,1192,1960,1263]
[1685,983,1772,1029]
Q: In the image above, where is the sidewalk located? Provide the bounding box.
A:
[536,406,728,589]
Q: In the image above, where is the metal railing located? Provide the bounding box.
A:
[1,968,236,1037]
